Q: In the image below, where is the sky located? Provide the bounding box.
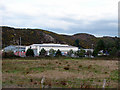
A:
[0,0,119,37]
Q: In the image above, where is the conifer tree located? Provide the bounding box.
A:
[39,48,47,57]
[26,48,34,57]
[55,49,62,57]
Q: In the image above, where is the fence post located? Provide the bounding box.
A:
[102,79,106,89]
[41,76,45,88]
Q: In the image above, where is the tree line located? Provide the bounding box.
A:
[25,48,92,58]
[2,38,120,58]
[92,38,120,57]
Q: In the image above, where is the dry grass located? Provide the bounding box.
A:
[2,58,119,88]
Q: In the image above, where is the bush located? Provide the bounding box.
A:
[2,51,19,58]
[64,66,69,70]
[26,48,34,57]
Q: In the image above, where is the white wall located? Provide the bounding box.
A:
[31,46,78,56]
[39,46,78,52]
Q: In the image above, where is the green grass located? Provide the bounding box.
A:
[108,70,118,81]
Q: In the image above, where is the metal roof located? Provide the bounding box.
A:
[31,43,77,48]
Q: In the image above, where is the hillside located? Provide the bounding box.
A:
[1,26,118,49]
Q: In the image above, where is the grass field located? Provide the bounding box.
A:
[2,58,119,88]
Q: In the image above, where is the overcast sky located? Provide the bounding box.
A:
[0,0,119,37]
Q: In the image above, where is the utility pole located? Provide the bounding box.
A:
[20,37,21,56]
[17,39,19,56]
[92,44,94,49]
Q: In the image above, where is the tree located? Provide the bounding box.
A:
[49,49,55,57]
[67,49,73,57]
[115,38,120,50]
[117,50,120,57]
[39,48,47,57]
[92,49,99,57]
[26,48,34,57]
[105,42,114,53]
[109,47,117,56]
[74,39,80,49]
[96,39,105,52]
[55,49,62,57]
[75,49,85,57]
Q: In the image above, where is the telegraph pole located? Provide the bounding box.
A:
[17,39,19,56]
[92,44,94,49]
[20,37,21,56]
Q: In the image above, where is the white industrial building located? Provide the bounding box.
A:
[3,43,93,57]
[26,43,78,56]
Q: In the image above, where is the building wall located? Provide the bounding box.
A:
[84,49,93,53]
[39,46,78,52]
[29,45,78,56]
[4,44,93,57]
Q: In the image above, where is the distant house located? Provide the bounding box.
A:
[98,50,109,56]
[4,45,26,52]
[3,45,27,57]
[84,49,93,53]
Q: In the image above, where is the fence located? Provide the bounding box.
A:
[40,77,109,88]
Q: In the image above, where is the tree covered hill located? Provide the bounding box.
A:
[1,26,119,49]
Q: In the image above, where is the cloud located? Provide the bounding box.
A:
[0,0,119,36]
[47,19,118,37]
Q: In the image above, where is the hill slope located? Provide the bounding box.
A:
[1,26,118,49]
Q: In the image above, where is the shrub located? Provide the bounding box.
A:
[26,48,34,57]
[64,66,69,70]
[2,51,19,58]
